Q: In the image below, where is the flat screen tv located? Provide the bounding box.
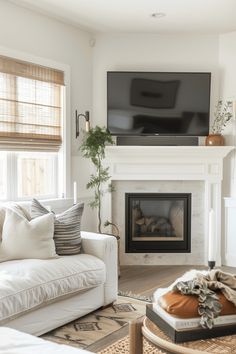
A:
[107,71,211,136]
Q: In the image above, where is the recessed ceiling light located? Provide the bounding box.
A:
[150,12,166,19]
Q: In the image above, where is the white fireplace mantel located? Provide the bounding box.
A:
[103,146,234,265]
[105,146,233,181]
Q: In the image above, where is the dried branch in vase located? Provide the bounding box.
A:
[211,100,233,134]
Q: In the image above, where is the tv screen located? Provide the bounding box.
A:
[107,72,211,136]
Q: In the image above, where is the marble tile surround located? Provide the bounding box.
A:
[112,180,205,265]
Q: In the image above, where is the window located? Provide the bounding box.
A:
[17,152,57,199]
[0,55,65,201]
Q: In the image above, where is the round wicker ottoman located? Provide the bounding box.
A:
[141,317,236,354]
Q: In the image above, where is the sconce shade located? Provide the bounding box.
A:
[75,110,90,138]
[85,120,90,132]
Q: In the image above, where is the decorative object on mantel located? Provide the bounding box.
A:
[205,100,233,146]
[75,110,90,138]
[80,126,114,233]
[205,134,224,146]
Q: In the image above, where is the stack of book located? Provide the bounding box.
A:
[146,302,236,343]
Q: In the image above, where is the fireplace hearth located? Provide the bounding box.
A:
[125,193,191,253]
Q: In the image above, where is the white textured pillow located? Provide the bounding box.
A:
[0,209,57,262]
[0,204,31,241]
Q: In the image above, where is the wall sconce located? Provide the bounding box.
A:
[75,110,90,138]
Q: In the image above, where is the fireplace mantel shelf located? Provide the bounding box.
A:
[105,146,234,159]
[104,146,234,182]
[103,145,234,266]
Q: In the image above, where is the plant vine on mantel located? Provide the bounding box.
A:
[80,126,114,233]
[211,100,233,134]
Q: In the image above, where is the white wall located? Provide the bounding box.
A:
[219,31,236,197]
[92,33,220,128]
[219,31,236,266]
[0,0,96,230]
[219,32,236,101]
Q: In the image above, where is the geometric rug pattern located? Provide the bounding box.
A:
[42,295,148,350]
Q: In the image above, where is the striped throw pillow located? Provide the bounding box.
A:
[31,199,84,256]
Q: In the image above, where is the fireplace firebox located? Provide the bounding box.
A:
[125,193,191,253]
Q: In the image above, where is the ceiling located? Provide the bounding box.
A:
[8,0,236,34]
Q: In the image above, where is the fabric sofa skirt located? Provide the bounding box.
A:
[4,285,105,336]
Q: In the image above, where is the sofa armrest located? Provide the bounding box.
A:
[81,231,118,305]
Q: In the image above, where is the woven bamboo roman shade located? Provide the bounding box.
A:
[0,55,64,151]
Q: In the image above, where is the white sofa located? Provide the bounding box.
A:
[0,231,118,336]
[0,327,92,354]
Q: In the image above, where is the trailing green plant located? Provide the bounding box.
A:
[211,100,233,134]
[80,126,114,233]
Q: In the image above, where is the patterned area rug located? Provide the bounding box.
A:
[42,294,149,352]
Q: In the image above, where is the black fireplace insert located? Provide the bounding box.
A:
[125,193,191,253]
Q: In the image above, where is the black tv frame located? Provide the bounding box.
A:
[107,71,211,137]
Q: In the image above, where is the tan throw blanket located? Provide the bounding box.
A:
[196,270,236,306]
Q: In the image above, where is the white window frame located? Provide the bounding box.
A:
[0,46,71,201]
[0,153,7,200]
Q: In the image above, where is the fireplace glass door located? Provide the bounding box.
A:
[125,193,191,253]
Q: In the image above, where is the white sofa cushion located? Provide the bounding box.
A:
[0,327,92,354]
[0,209,57,262]
[0,254,106,324]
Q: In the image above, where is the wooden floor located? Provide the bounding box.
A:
[119,265,236,297]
